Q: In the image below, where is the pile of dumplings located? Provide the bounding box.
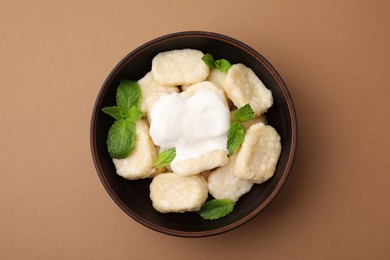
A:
[112,49,282,214]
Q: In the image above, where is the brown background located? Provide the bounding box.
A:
[1,0,389,259]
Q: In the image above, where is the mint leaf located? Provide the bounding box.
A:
[126,106,143,122]
[201,53,215,68]
[198,199,235,220]
[232,104,255,122]
[116,80,141,110]
[101,106,127,120]
[227,121,245,155]
[154,148,176,168]
[106,119,136,159]
[215,59,232,73]
[202,54,232,73]
[103,80,143,159]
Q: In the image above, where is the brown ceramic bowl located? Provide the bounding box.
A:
[90,31,297,237]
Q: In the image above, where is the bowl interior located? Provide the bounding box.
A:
[91,32,297,237]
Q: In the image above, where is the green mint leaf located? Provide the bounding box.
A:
[198,199,235,220]
[154,148,176,168]
[227,121,245,155]
[126,106,143,122]
[116,80,141,110]
[232,104,255,122]
[202,54,232,73]
[106,119,136,159]
[101,106,127,120]
[103,80,142,159]
[201,53,216,68]
[215,59,232,73]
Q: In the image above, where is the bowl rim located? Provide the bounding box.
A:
[90,31,298,237]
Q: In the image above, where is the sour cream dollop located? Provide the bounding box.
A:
[149,90,230,164]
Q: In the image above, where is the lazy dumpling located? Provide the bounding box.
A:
[171,150,228,176]
[208,154,253,202]
[149,173,208,213]
[234,123,281,184]
[112,120,157,180]
[223,63,273,116]
[152,49,210,86]
[138,72,179,118]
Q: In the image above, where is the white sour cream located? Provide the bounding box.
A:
[149,90,230,163]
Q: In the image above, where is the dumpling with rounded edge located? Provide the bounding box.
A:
[234,123,281,184]
[183,81,228,106]
[171,150,228,176]
[138,72,179,118]
[223,63,273,116]
[206,68,234,108]
[152,49,209,86]
[112,120,157,180]
[208,154,253,203]
[206,68,226,90]
[150,173,208,213]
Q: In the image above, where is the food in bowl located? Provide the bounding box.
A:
[101,48,282,219]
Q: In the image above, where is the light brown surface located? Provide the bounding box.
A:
[1,0,389,259]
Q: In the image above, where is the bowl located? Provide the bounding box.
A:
[90,31,297,237]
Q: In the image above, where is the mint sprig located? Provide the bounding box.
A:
[201,53,232,73]
[126,106,143,122]
[154,148,176,168]
[201,53,215,68]
[227,104,255,155]
[198,199,235,220]
[102,80,143,159]
[102,106,128,120]
[232,104,255,122]
[227,122,245,155]
[215,59,232,73]
[116,80,141,110]
[106,119,136,158]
